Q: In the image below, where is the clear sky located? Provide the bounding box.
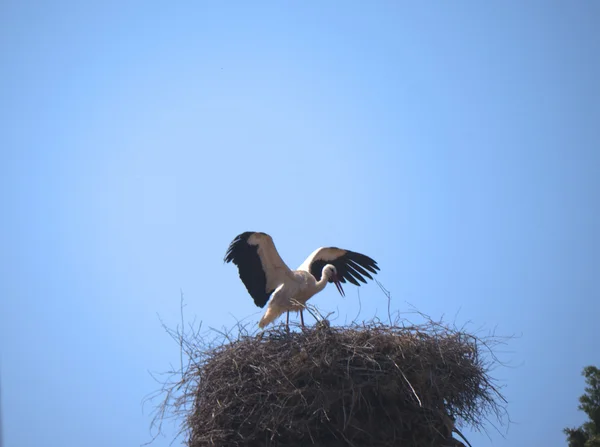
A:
[1,1,599,446]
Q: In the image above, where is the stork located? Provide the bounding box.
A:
[224,231,380,329]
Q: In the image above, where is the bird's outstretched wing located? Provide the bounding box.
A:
[298,247,380,285]
[224,231,292,307]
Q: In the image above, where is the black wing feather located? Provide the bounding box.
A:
[346,263,367,284]
[224,231,275,308]
[309,249,380,286]
[347,260,374,280]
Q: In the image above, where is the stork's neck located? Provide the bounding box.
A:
[315,266,332,292]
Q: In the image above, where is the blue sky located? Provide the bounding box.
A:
[1,1,599,446]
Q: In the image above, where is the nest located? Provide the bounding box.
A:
[152,318,507,447]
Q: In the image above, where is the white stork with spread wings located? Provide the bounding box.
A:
[224,231,380,328]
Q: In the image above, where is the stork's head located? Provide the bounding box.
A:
[324,264,345,297]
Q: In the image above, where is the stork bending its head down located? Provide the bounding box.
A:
[224,231,380,329]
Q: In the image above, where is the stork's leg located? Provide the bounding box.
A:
[286,311,290,330]
[300,310,305,328]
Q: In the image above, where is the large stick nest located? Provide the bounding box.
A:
[151,317,507,447]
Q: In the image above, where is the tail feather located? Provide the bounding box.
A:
[259,305,284,328]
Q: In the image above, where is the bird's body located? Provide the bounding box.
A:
[257,268,332,328]
[224,231,380,328]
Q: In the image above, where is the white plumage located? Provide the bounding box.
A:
[224,231,380,328]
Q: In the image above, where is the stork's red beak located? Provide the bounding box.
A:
[333,274,345,297]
